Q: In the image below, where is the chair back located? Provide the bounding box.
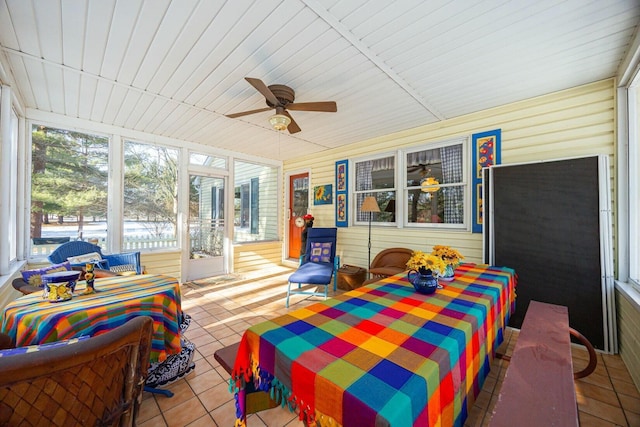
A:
[47,241,103,264]
[303,228,338,264]
[370,247,413,269]
[0,316,153,427]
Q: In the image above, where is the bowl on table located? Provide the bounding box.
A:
[42,270,81,302]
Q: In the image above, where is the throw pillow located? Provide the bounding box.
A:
[67,252,102,264]
[0,335,89,358]
[21,261,71,287]
[109,264,136,273]
[309,241,332,263]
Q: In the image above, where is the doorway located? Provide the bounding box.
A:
[187,174,227,281]
[288,172,309,259]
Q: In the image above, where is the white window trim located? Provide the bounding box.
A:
[627,85,640,294]
[352,151,397,227]
[615,64,640,310]
[350,137,470,230]
[402,137,469,230]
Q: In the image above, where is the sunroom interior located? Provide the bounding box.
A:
[1,1,640,425]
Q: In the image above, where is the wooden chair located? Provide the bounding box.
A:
[363,247,413,285]
[0,316,153,427]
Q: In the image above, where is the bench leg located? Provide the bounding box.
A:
[570,327,597,379]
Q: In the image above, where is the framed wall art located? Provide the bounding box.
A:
[335,160,348,227]
[471,129,501,233]
[314,184,333,205]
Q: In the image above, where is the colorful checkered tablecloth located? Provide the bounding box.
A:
[232,263,516,427]
[1,274,182,363]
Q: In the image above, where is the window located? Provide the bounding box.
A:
[352,139,467,228]
[0,87,20,273]
[30,125,109,255]
[123,141,179,250]
[189,152,226,169]
[405,142,465,226]
[354,155,396,224]
[234,160,278,242]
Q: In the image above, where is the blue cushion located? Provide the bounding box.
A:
[0,335,89,357]
[289,262,334,285]
[21,261,71,287]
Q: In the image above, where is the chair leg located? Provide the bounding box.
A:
[286,282,292,308]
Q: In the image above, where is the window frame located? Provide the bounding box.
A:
[0,85,22,275]
[351,138,470,230]
[402,138,469,229]
[123,139,180,251]
[352,152,397,226]
[27,122,111,258]
[627,85,640,292]
[233,159,279,243]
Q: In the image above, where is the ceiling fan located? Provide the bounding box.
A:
[225,77,337,134]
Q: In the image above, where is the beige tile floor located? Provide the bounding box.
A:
[138,268,640,427]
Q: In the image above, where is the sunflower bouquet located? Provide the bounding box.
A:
[406,250,447,276]
[431,245,464,266]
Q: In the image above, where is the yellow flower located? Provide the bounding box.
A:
[406,250,447,275]
[431,245,464,266]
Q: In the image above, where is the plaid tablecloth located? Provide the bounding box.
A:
[1,274,182,363]
[232,263,516,427]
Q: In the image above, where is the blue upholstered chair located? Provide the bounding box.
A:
[48,241,143,274]
[286,228,339,307]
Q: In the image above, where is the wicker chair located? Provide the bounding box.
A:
[48,241,143,274]
[0,316,153,427]
[363,247,413,285]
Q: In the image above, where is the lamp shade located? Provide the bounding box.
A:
[360,196,380,213]
[269,114,291,131]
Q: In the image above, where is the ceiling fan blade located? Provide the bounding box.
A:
[245,77,280,106]
[225,107,273,118]
[283,111,301,134]
[286,101,337,112]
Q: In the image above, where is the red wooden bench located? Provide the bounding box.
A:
[490,300,591,427]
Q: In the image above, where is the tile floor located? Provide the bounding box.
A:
[138,267,640,427]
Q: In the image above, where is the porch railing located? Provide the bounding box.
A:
[31,235,179,258]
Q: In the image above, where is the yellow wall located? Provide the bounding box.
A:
[283,79,616,269]
[140,251,181,278]
[233,241,283,273]
[617,291,640,389]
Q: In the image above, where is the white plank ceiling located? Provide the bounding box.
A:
[0,0,638,161]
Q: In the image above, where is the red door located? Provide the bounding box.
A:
[288,173,309,259]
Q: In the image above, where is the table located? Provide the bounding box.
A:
[232,263,516,427]
[1,274,182,363]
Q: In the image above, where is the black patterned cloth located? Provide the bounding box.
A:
[146,313,196,388]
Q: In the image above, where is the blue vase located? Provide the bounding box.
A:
[408,268,439,294]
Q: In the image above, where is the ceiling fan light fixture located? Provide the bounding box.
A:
[269,114,291,131]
